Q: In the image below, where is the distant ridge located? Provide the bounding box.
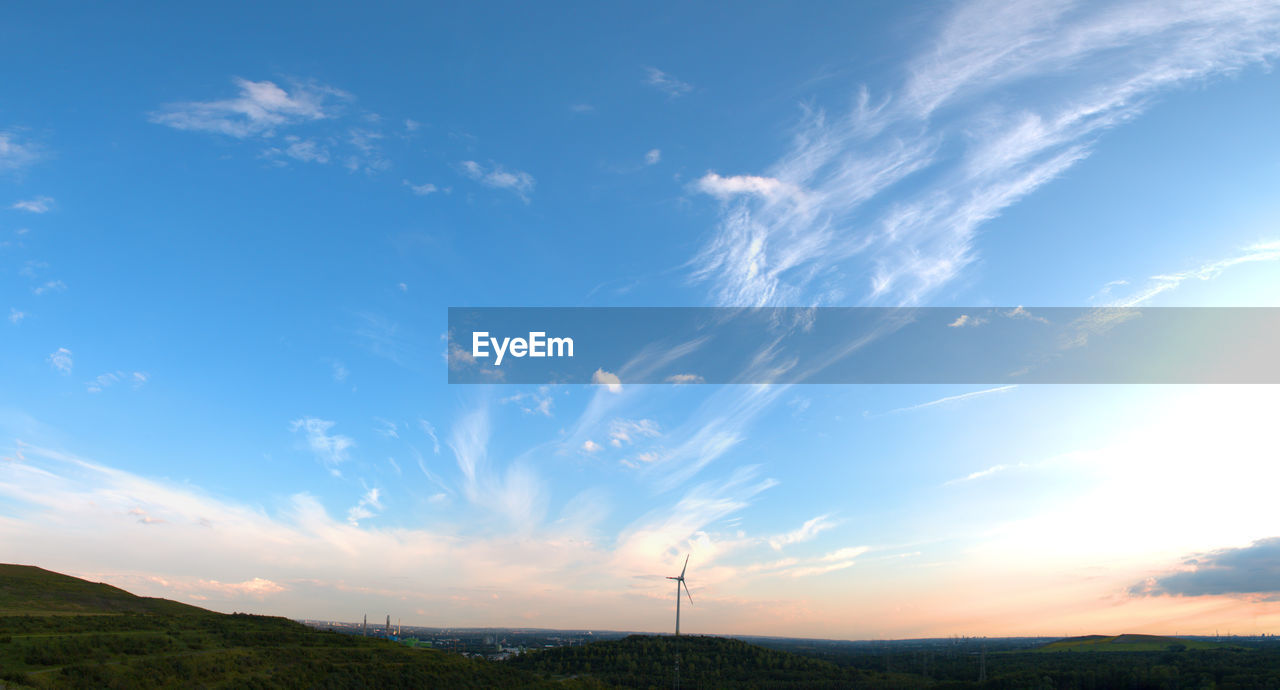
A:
[0,563,205,616]
[1039,633,1233,652]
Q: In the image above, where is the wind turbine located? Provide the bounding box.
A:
[667,554,693,635]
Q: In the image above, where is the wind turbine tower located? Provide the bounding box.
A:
[667,554,693,635]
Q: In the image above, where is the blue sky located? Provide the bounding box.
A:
[4,1,1280,638]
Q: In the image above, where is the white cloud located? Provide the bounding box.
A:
[0,130,41,171]
[10,196,53,213]
[403,179,438,196]
[1109,240,1280,306]
[644,67,693,97]
[947,314,988,328]
[32,280,66,296]
[591,368,622,393]
[768,514,837,550]
[195,578,286,598]
[460,160,535,201]
[821,546,870,562]
[289,417,355,471]
[645,149,661,165]
[694,172,801,202]
[8,308,24,325]
[374,418,399,439]
[881,385,1017,416]
[346,487,383,526]
[330,360,349,382]
[1004,305,1048,324]
[581,439,603,453]
[86,371,149,393]
[47,348,72,375]
[279,136,329,163]
[150,78,346,138]
[787,560,857,578]
[418,419,441,454]
[608,418,660,447]
[404,118,421,132]
[945,462,1027,485]
[665,373,704,385]
[502,387,554,417]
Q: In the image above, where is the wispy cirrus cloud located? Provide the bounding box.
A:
[690,0,1280,307]
[644,67,693,97]
[0,130,41,172]
[10,196,53,213]
[767,513,838,550]
[47,348,72,375]
[86,371,148,393]
[879,385,1017,416]
[1106,240,1280,306]
[150,77,395,173]
[150,78,346,138]
[403,179,438,196]
[460,160,535,201]
[346,487,383,526]
[447,404,547,527]
[32,280,66,296]
[608,418,660,447]
[290,417,354,474]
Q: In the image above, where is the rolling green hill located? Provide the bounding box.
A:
[1038,633,1232,653]
[0,564,593,689]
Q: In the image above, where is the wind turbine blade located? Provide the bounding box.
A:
[680,554,689,579]
[683,580,693,605]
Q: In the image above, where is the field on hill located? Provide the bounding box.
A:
[1038,634,1233,653]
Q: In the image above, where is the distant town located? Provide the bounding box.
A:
[296,618,1280,665]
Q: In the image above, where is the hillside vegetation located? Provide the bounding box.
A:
[0,565,591,689]
[509,634,918,689]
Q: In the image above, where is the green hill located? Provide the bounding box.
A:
[1039,633,1232,653]
[0,564,593,689]
[0,565,204,616]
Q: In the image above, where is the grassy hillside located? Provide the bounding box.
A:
[0,565,593,689]
[0,565,203,617]
[1039,633,1233,653]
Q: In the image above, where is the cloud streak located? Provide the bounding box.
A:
[690,0,1280,307]
[150,78,346,138]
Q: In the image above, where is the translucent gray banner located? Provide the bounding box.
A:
[447,307,1280,384]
